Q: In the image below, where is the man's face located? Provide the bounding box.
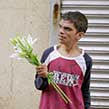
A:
[58,19,80,46]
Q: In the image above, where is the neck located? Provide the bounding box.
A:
[57,44,81,57]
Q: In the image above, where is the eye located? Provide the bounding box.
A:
[64,27,72,31]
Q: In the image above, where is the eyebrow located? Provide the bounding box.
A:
[59,24,73,31]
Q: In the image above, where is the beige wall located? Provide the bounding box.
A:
[0,0,50,109]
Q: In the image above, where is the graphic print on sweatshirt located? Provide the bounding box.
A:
[48,57,84,88]
[52,70,79,87]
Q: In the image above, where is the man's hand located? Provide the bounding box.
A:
[36,64,48,78]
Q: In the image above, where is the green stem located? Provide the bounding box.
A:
[54,82,72,103]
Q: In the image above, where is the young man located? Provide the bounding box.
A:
[34,11,92,109]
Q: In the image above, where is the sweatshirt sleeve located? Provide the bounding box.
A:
[34,74,48,90]
[82,53,92,109]
[34,47,54,90]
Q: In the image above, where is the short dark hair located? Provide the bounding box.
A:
[61,11,88,33]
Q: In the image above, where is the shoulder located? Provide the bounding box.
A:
[43,46,54,55]
[83,53,92,62]
[83,52,92,68]
[41,46,54,63]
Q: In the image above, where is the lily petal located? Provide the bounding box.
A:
[10,53,22,60]
[27,34,37,45]
[27,34,33,45]
[32,38,37,45]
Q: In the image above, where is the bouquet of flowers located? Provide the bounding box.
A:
[10,34,72,104]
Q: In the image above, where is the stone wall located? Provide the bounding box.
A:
[0,0,50,109]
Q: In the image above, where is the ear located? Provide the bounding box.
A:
[76,32,85,40]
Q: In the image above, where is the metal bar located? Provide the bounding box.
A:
[49,0,62,46]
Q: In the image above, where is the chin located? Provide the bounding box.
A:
[58,40,65,45]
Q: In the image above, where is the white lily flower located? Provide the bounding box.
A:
[15,48,22,53]
[21,37,26,47]
[27,34,37,45]
[13,44,22,53]
[32,38,37,45]
[10,53,22,60]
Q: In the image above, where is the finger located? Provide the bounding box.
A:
[38,72,47,78]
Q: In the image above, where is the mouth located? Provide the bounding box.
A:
[58,34,66,41]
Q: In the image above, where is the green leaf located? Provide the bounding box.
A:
[47,72,54,84]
